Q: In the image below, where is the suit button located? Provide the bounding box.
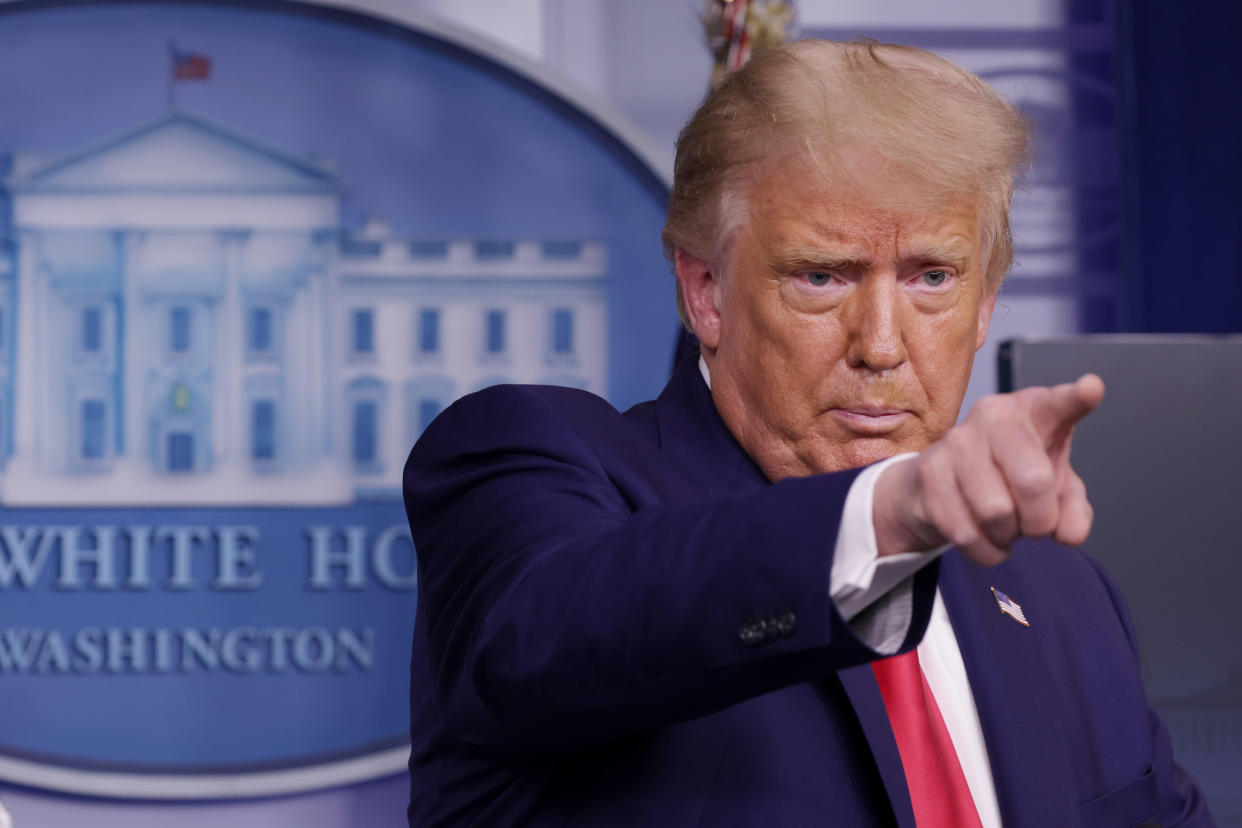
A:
[776,610,796,636]
[739,622,764,647]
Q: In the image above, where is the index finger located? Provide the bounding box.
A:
[1029,373,1105,448]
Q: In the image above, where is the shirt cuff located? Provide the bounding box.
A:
[829,452,945,653]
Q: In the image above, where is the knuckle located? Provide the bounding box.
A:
[1013,466,1054,496]
[1023,512,1057,537]
[971,547,1001,566]
[949,526,980,550]
[977,498,1015,529]
[983,547,1013,567]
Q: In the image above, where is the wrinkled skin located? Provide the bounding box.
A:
[676,160,1102,565]
[679,160,995,481]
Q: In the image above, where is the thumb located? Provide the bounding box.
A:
[1029,373,1105,450]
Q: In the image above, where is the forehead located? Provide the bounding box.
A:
[740,156,983,262]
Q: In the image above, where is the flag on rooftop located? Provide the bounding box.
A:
[169,41,211,81]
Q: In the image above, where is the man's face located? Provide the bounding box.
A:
[681,161,996,481]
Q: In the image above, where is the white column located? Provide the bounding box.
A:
[286,272,309,467]
[301,270,318,465]
[33,235,55,471]
[11,230,40,471]
[121,230,146,473]
[43,259,65,473]
[216,230,248,470]
[319,238,339,461]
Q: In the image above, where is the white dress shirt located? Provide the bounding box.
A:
[699,358,1003,828]
[834,458,1003,828]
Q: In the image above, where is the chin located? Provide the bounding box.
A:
[835,438,907,471]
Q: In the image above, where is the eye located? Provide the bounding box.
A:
[920,270,950,287]
[803,271,833,287]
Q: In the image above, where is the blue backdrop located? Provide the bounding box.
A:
[1116,0,1242,334]
[0,0,675,808]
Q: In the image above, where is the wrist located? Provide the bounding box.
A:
[872,454,932,557]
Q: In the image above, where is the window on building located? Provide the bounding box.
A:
[485,310,506,355]
[418,398,442,432]
[249,307,273,354]
[541,240,582,259]
[81,399,106,460]
[352,400,378,465]
[251,399,276,461]
[170,306,192,353]
[475,240,515,259]
[81,306,103,354]
[418,308,440,355]
[352,309,375,355]
[410,240,449,258]
[551,308,574,355]
[168,432,194,472]
[342,238,383,258]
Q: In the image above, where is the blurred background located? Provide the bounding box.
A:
[0,0,1237,825]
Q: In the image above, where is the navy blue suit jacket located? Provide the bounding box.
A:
[403,356,1211,827]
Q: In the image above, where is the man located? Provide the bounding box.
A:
[403,40,1211,826]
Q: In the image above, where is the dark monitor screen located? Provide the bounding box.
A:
[999,335,1242,821]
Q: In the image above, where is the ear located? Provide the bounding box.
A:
[975,291,997,351]
[674,248,724,351]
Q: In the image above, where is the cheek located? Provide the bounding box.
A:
[909,309,980,394]
[722,305,826,410]
[920,297,982,356]
[723,283,796,356]
[748,309,835,389]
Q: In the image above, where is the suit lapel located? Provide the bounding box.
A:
[839,666,919,828]
[836,557,941,828]
[653,355,769,495]
[939,552,1079,828]
[654,355,937,826]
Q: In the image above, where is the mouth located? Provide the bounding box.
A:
[828,407,911,435]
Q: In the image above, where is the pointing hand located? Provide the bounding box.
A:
[872,374,1105,566]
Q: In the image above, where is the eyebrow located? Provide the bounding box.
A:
[766,239,973,273]
[765,245,861,272]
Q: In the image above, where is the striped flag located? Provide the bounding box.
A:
[703,1,793,88]
[721,0,752,71]
[991,587,1030,626]
[169,42,211,81]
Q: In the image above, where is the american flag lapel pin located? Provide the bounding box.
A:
[990,587,1030,627]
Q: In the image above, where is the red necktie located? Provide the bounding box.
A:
[871,650,984,828]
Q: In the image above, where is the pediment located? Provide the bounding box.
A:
[9,112,339,193]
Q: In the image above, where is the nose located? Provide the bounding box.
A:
[844,277,907,372]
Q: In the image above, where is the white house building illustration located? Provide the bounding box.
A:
[0,112,607,505]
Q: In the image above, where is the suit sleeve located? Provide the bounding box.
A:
[1088,558,1215,827]
[404,386,937,754]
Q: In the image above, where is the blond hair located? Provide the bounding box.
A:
[663,39,1032,317]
